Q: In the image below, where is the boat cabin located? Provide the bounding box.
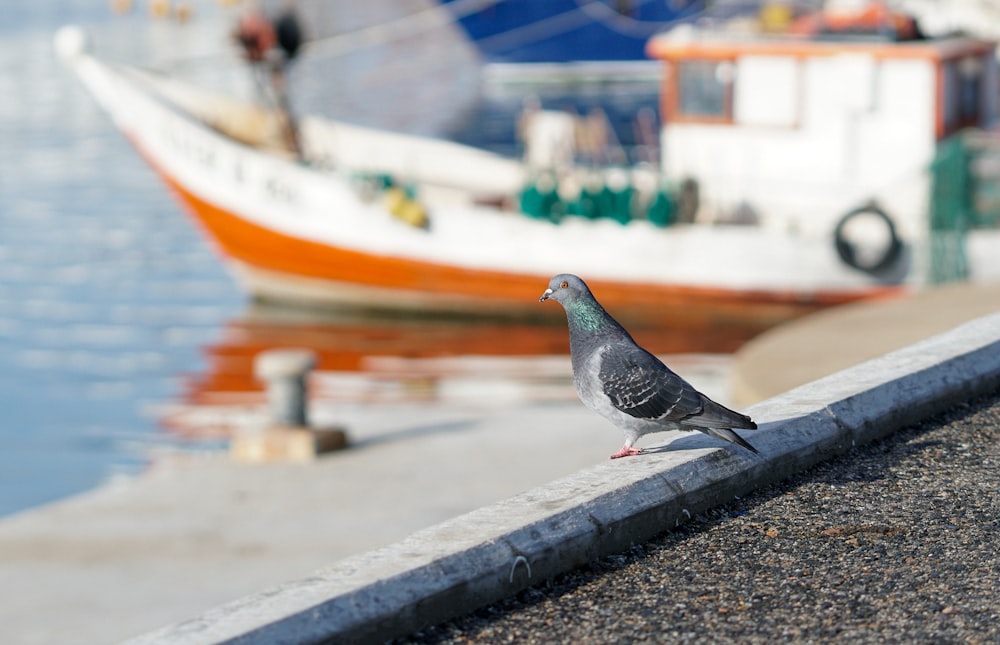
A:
[647,26,998,241]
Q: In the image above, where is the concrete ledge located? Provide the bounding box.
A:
[126,312,1000,645]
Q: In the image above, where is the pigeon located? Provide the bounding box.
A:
[539,273,759,458]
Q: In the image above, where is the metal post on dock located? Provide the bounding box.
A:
[231,348,347,462]
[254,348,316,427]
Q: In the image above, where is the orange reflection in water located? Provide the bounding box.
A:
[182,304,764,405]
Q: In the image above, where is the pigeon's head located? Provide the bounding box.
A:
[539,273,591,307]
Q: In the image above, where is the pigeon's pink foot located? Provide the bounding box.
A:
[609,445,642,459]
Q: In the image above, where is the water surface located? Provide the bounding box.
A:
[0,0,673,517]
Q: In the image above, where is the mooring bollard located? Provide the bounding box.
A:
[232,348,347,463]
[254,349,317,428]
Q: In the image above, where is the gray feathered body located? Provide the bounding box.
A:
[557,278,758,454]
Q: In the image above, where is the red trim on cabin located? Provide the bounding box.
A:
[651,35,997,139]
[648,36,996,64]
[935,62,946,140]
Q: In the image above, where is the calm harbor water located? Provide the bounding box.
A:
[0,3,247,517]
[0,1,672,518]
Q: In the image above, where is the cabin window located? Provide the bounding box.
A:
[675,59,734,121]
[942,55,984,135]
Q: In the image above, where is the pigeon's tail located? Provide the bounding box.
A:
[695,397,758,431]
[700,427,760,455]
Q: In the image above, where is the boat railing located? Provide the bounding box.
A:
[926,128,1000,284]
[957,128,1000,230]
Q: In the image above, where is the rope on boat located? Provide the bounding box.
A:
[571,0,705,38]
[302,0,499,58]
[145,0,497,69]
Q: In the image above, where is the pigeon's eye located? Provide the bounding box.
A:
[560,281,568,289]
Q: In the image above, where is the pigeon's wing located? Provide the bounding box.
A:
[598,344,703,422]
[599,344,757,430]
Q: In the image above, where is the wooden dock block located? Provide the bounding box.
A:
[231,425,348,463]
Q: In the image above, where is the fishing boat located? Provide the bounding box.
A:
[53,12,999,338]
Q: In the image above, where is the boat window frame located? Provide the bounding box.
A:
[663,56,737,124]
[939,53,987,138]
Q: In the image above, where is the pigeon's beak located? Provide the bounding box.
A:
[539,288,553,303]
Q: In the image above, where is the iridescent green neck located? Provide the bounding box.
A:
[567,298,608,334]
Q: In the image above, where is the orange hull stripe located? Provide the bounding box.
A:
[148,154,898,321]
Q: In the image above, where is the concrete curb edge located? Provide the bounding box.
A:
[126,312,1000,645]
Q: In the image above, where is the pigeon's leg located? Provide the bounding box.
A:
[609,443,642,459]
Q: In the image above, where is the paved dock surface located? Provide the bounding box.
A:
[732,281,1000,405]
[0,400,616,645]
[401,393,1000,644]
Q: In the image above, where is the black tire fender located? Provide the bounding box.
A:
[834,202,903,275]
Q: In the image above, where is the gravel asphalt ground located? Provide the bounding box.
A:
[398,393,1000,644]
